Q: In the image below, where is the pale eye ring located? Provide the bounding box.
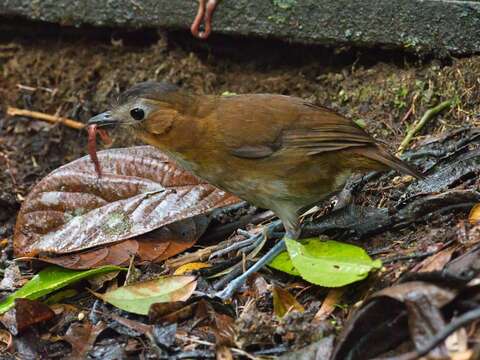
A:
[130,108,145,121]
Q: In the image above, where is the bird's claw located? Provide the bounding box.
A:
[208,231,263,260]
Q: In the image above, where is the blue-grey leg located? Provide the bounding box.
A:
[215,238,287,300]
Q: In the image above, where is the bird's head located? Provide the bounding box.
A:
[88,81,190,138]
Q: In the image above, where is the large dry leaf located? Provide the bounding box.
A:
[38,217,207,269]
[14,146,239,257]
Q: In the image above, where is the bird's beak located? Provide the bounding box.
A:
[87,111,117,128]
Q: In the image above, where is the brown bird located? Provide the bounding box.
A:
[88,82,422,298]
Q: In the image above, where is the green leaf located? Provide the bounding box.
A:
[94,275,197,315]
[270,238,382,287]
[0,265,123,314]
[269,249,300,276]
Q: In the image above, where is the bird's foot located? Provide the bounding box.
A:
[211,221,280,292]
[214,238,287,301]
[208,230,264,261]
[209,219,281,259]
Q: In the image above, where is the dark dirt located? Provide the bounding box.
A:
[0,22,479,359]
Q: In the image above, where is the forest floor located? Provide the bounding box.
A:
[0,22,479,359]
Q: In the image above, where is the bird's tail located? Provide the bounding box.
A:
[352,146,424,180]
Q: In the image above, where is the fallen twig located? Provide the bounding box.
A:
[401,93,419,123]
[6,106,85,130]
[397,100,452,155]
[381,251,437,264]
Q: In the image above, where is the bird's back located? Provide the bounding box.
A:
[211,94,421,179]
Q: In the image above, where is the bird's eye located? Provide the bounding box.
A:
[130,108,145,121]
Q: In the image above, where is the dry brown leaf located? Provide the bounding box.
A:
[174,262,211,275]
[149,301,195,324]
[469,204,480,225]
[213,312,236,347]
[110,313,153,335]
[63,321,106,360]
[0,329,13,353]
[0,298,55,335]
[14,146,239,257]
[415,246,456,273]
[272,285,305,318]
[313,288,345,323]
[216,345,234,360]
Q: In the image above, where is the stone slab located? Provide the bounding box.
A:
[1,0,480,55]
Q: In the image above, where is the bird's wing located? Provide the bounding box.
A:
[280,102,376,155]
[227,98,423,179]
[230,145,276,159]
[229,99,376,158]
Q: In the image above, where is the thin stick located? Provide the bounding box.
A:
[6,106,85,130]
[381,250,437,264]
[401,93,418,123]
[397,100,452,155]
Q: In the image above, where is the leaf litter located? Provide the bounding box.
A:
[1,26,480,359]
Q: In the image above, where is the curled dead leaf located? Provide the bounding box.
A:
[64,321,107,360]
[14,146,239,258]
[0,329,13,353]
[331,281,457,360]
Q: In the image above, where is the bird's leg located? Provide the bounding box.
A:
[215,220,300,300]
[215,238,287,300]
